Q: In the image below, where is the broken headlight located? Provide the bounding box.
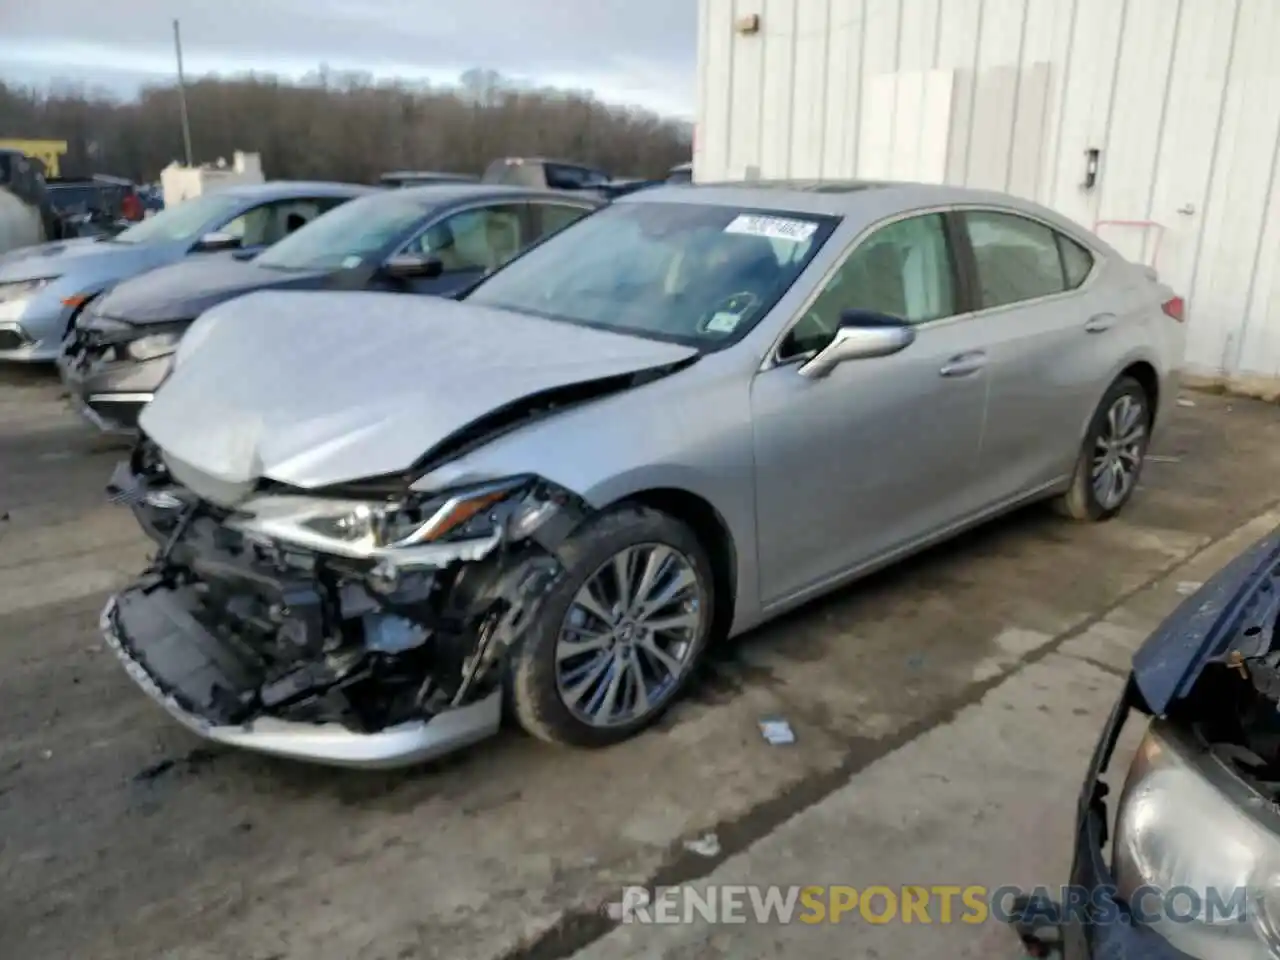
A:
[227,476,561,559]
[1113,720,1279,958]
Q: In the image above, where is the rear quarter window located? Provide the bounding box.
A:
[1058,234,1095,289]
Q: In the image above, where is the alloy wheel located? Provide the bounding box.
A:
[554,542,706,728]
[1091,393,1147,511]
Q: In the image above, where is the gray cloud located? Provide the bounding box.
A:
[0,0,698,114]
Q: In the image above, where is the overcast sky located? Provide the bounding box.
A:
[0,0,698,118]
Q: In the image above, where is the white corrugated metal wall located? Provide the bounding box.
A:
[695,0,1280,387]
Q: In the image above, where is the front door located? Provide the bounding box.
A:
[751,212,989,606]
[396,203,530,296]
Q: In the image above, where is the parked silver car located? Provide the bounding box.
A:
[0,181,371,362]
[104,180,1185,768]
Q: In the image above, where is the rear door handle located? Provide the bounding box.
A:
[1085,313,1117,333]
[939,351,987,377]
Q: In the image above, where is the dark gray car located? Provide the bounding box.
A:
[60,184,603,432]
[1,180,371,362]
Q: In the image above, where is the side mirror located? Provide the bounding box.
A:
[798,309,915,379]
[382,253,444,279]
[195,231,241,252]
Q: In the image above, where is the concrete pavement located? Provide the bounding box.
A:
[1,363,1277,960]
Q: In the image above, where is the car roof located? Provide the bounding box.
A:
[220,180,378,201]
[381,170,476,180]
[617,178,1091,233]
[383,182,608,208]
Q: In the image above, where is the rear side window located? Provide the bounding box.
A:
[964,210,1068,309]
[1058,234,1094,289]
[534,203,593,240]
[545,164,587,189]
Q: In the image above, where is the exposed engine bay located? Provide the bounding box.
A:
[104,435,589,759]
[1174,615,1280,801]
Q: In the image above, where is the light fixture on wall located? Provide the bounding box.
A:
[1081,148,1100,190]
[735,13,760,35]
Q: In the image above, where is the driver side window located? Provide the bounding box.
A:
[402,204,525,273]
[780,213,957,359]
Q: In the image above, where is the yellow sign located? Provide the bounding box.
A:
[0,139,69,178]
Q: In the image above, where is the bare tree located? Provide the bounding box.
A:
[0,71,692,184]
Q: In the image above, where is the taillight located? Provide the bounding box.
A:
[1162,296,1185,322]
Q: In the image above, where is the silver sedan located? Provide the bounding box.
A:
[107,179,1185,766]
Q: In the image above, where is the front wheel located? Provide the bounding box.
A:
[1054,375,1152,522]
[508,504,715,748]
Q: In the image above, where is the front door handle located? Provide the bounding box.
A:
[939,351,987,377]
[1085,313,1116,333]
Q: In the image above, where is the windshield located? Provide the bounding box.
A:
[465,201,835,346]
[112,192,242,245]
[255,193,428,270]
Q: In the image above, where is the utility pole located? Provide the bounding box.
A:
[173,18,194,166]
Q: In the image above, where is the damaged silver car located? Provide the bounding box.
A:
[102,181,1184,768]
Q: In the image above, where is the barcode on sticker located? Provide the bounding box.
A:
[725,215,818,243]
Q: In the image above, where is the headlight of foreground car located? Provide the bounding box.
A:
[125,331,183,361]
[1113,721,1280,958]
[227,476,563,560]
[0,277,55,304]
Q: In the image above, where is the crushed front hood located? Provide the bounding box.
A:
[1132,528,1280,713]
[138,290,697,491]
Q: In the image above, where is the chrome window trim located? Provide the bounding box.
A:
[761,201,1102,371]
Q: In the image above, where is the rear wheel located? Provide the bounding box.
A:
[508,505,714,748]
[1054,375,1151,522]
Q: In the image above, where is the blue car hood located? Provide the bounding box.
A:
[0,237,168,282]
[1132,528,1280,713]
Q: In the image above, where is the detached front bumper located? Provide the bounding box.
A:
[100,451,572,769]
[100,590,501,768]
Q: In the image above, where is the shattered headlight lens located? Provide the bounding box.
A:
[126,330,183,361]
[0,277,54,303]
[228,476,561,559]
[1113,720,1280,958]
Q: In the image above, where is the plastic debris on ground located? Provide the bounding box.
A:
[1176,581,1204,596]
[1176,397,1196,408]
[1145,454,1181,463]
[759,716,796,745]
[683,832,721,857]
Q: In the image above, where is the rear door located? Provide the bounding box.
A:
[954,208,1117,506]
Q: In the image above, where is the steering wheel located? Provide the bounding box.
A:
[695,291,762,335]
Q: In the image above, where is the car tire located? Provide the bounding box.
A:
[1053,375,1152,522]
[508,504,715,748]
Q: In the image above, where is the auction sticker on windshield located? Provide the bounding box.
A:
[725,214,818,243]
